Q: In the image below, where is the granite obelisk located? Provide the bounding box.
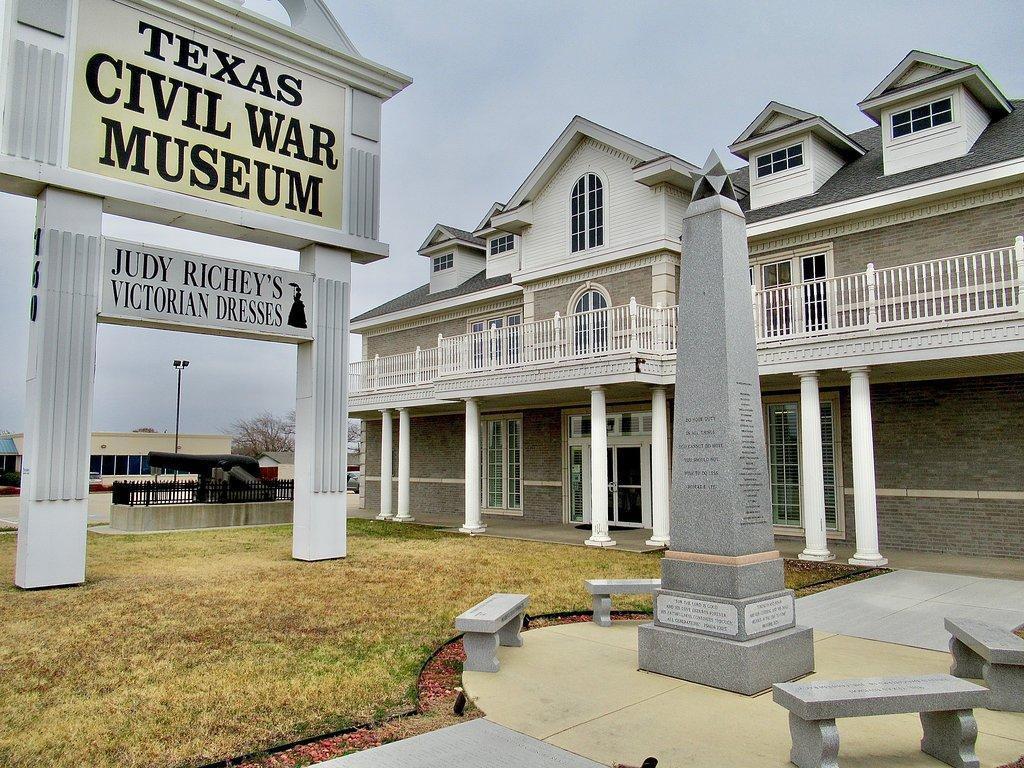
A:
[637,151,814,695]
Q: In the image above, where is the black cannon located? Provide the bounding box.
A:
[110,453,291,506]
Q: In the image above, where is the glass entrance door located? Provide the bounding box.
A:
[607,446,644,525]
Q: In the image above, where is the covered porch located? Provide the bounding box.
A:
[355,344,1024,564]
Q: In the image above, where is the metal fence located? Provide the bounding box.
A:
[111,479,294,507]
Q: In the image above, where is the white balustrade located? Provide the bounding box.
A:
[350,243,1023,393]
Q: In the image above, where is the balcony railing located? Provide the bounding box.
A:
[350,242,1024,393]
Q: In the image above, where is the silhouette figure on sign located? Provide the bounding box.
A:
[287,283,307,329]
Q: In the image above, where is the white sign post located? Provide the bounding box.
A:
[2,0,410,588]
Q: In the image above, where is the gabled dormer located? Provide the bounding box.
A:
[729,102,865,210]
[418,224,486,293]
[473,202,520,279]
[858,51,1013,176]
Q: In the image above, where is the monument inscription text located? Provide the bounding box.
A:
[744,594,794,634]
[657,594,739,636]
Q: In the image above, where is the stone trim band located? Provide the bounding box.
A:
[664,549,781,566]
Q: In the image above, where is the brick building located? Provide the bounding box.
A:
[349,51,1024,561]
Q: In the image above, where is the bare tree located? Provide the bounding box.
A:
[132,426,158,433]
[347,419,362,445]
[229,411,295,457]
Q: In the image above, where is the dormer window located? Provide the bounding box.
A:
[756,144,804,178]
[489,234,514,255]
[891,97,952,138]
[570,173,604,253]
[432,253,453,272]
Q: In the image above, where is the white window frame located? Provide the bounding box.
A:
[755,142,804,178]
[480,413,523,514]
[489,233,515,255]
[761,391,845,538]
[432,253,454,272]
[569,172,605,254]
[748,243,835,291]
[890,95,954,141]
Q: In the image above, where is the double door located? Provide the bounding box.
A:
[568,442,650,527]
[760,252,829,337]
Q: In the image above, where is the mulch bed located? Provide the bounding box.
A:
[230,638,477,767]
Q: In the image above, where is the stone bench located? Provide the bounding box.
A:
[585,579,661,627]
[455,593,529,673]
[773,674,988,768]
[946,617,1024,712]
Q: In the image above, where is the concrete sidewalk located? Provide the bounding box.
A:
[796,568,1024,651]
[0,491,112,528]
[463,621,1024,768]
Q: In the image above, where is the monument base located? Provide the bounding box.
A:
[638,622,814,696]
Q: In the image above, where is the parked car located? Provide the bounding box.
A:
[347,471,361,493]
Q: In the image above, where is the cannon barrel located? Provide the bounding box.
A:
[146,452,262,478]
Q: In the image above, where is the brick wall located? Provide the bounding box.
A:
[522,408,564,522]
[838,373,1024,557]
[363,316,477,359]
[754,194,1024,275]
[876,497,1024,559]
[362,406,566,523]
[532,266,654,320]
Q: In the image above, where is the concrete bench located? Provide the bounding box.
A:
[773,674,988,768]
[585,579,660,627]
[455,593,529,673]
[946,617,1024,712]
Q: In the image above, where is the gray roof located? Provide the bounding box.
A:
[742,100,1022,223]
[260,451,294,464]
[352,270,515,323]
[439,225,486,247]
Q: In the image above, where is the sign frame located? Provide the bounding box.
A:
[0,0,411,259]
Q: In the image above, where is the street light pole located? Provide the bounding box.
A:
[172,360,190,454]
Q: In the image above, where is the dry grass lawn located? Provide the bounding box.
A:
[0,521,860,768]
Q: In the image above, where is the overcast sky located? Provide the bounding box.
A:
[0,0,1021,435]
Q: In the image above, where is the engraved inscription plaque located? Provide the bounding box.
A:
[657,594,739,636]
[744,594,794,635]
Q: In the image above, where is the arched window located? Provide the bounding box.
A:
[570,174,604,253]
[573,289,608,314]
[572,288,609,353]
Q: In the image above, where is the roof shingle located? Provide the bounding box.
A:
[351,270,514,323]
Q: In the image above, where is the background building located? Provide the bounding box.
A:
[3,432,232,482]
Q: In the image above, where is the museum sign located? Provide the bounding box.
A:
[70,0,345,227]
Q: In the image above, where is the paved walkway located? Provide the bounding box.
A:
[0,491,112,528]
[796,568,1024,651]
[462,620,1024,768]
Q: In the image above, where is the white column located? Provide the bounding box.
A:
[376,409,393,520]
[293,244,351,561]
[586,386,615,547]
[846,367,888,566]
[646,387,670,547]
[394,407,414,521]
[796,371,833,561]
[460,398,485,534]
[15,188,102,589]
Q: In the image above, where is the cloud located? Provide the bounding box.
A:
[1,0,1020,433]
